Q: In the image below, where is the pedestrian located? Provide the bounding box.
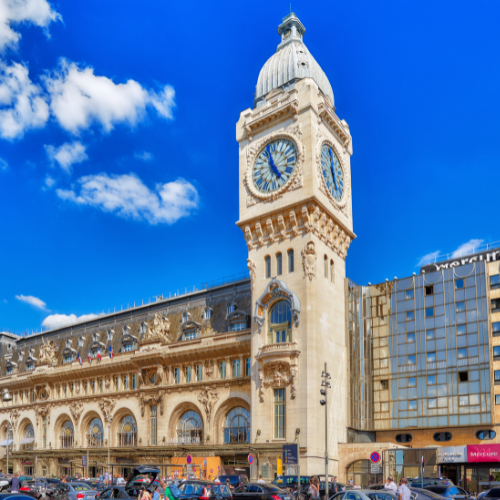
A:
[397,478,411,500]
[117,474,125,485]
[214,476,221,484]
[10,472,20,493]
[331,476,339,494]
[308,477,320,500]
[226,479,233,492]
[257,475,266,484]
[348,477,354,487]
[152,485,160,500]
[386,477,397,492]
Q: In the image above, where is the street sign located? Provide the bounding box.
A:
[187,455,192,464]
[370,452,381,464]
[371,464,381,474]
[283,444,298,465]
[248,454,254,465]
[82,455,88,467]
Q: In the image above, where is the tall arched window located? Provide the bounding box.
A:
[118,415,137,447]
[177,411,203,444]
[224,407,250,444]
[21,424,34,450]
[324,255,328,278]
[265,256,271,278]
[288,249,294,273]
[61,421,74,449]
[87,418,104,448]
[330,259,334,283]
[268,300,291,344]
[276,253,282,276]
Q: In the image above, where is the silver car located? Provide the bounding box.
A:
[330,489,399,500]
[55,482,99,500]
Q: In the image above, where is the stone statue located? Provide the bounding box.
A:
[197,386,220,425]
[39,338,57,365]
[143,313,172,343]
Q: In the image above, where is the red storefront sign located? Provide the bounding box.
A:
[467,444,500,462]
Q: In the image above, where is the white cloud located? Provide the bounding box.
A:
[134,151,153,161]
[15,294,48,310]
[43,174,55,188]
[45,140,87,173]
[0,156,7,169]
[56,173,198,224]
[42,312,100,329]
[44,59,175,134]
[0,0,61,50]
[451,239,484,258]
[417,250,440,267]
[0,60,49,139]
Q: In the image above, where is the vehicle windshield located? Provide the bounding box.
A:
[485,489,500,497]
[273,477,310,486]
[72,484,93,491]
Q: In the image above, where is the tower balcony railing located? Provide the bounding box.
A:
[87,434,104,448]
[117,432,137,447]
[60,436,74,449]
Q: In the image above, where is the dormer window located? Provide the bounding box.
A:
[92,332,99,342]
[181,312,189,324]
[107,329,114,341]
[78,336,85,347]
[6,367,13,375]
[203,307,212,321]
[65,339,72,349]
[183,329,197,341]
[139,322,147,335]
[123,342,134,352]
[26,363,35,371]
[226,303,237,316]
[63,354,73,364]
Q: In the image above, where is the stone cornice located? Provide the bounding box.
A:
[317,92,351,152]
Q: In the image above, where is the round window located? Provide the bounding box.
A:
[433,432,452,442]
[395,434,413,443]
[476,430,496,440]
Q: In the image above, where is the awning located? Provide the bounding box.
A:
[0,439,13,446]
[19,438,34,445]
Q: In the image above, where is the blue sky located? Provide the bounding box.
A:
[1,0,500,333]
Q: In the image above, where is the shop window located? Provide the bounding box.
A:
[476,430,496,440]
[395,434,412,443]
[491,275,500,289]
[455,279,464,289]
[433,432,452,442]
[458,371,468,382]
[405,289,414,299]
[425,285,434,296]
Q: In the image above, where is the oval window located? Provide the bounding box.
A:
[395,434,413,443]
[433,432,452,442]
[476,430,496,440]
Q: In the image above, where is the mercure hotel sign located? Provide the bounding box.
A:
[421,249,500,273]
[437,445,500,464]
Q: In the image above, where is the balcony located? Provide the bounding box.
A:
[255,341,301,365]
[87,434,104,448]
[60,436,74,449]
[117,432,137,447]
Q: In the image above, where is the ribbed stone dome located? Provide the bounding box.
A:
[255,13,334,107]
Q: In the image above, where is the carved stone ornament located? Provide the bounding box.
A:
[104,376,111,390]
[244,125,305,206]
[258,361,297,403]
[9,409,20,431]
[38,337,57,365]
[197,386,220,425]
[247,259,256,291]
[204,359,214,380]
[302,241,317,282]
[69,402,84,425]
[36,383,52,401]
[140,391,164,417]
[315,128,351,216]
[98,398,116,423]
[35,406,51,426]
[143,313,172,344]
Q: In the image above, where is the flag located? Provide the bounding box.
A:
[77,351,83,365]
[88,350,92,364]
[97,348,102,361]
[422,455,425,468]
[109,344,114,359]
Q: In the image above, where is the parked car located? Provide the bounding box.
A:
[410,480,453,488]
[96,466,160,500]
[219,477,249,490]
[477,491,490,500]
[0,494,35,500]
[329,489,398,500]
[233,483,291,500]
[481,489,500,499]
[0,479,10,492]
[424,486,473,500]
[81,483,104,493]
[175,481,232,500]
[272,477,311,492]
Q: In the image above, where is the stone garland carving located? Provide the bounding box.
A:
[104,376,111,390]
[98,398,116,423]
[69,402,84,425]
[197,386,220,425]
[142,313,172,344]
[157,365,166,385]
[302,241,317,282]
[244,125,305,207]
[204,360,214,380]
[9,409,20,431]
[258,361,297,403]
[247,259,256,291]
[139,391,164,417]
[39,337,57,365]
[243,203,353,260]
[35,406,51,426]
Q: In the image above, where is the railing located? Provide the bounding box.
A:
[60,436,74,449]
[458,356,479,367]
[117,432,137,447]
[87,434,104,448]
[259,342,295,354]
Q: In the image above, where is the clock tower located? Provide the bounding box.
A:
[236,13,355,475]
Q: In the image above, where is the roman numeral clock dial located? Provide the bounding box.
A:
[252,139,297,194]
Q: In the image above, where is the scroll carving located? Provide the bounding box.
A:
[197,386,220,425]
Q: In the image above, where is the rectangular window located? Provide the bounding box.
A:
[406,311,414,321]
[288,250,294,273]
[493,299,500,311]
[231,321,246,332]
[233,359,240,377]
[115,376,119,391]
[425,285,434,296]
[407,333,415,343]
[184,330,197,340]
[174,368,180,384]
[409,400,417,410]
[277,253,282,276]
[123,375,129,390]
[494,322,500,334]
[91,380,95,395]
[496,395,500,405]
[495,371,500,382]
[458,348,467,359]
[84,382,88,395]
[185,366,192,383]
[459,395,468,406]
[150,405,157,446]
[70,383,74,396]
[455,279,464,289]
[405,289,414,299]
[57,386,61,399]
[426,329,435,340]
[196,364,203,382]
[381,380,389,390]
[99,379,103,393]
[381,402,389,412]
[407,355,416,365]
[428,375,436,385]
[408,377,417,387]
[494,346,500,358]
[245,357,251,376]
[459,371,468,382]
[220,361,227,379]
[427,352,436,363]
[43,416,47,449]
[491,275,500,289]
[428,398,437,408]
[265,256,271,279]
[274,388,286,439]
[456,301,466,312]
[457,324,467,335]
[425,307,434,317]
[6,367,12,375]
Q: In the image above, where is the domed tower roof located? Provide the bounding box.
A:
[255,13,334,108]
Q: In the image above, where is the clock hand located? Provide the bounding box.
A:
[329,147,338,190]
[266,145,281,178]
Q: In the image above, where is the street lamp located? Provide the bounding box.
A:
[107,417,113,467]
[319,364,331,500]
[2,389,13,475]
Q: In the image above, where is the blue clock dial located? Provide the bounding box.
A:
[253,139,297,194]
[321,144,344,201]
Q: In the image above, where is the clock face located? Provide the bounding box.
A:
[252,139,297,194]
[320,144,344,201]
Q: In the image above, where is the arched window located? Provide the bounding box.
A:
[324,255,328,278]
[265,256,271,278]
[203,307,212,320]
[288,249,294,273]
[87,418,104,448]
[61,421,74,449]
[395,433,412,443]
[433,431,452,442]
[224,407,250,444]
[118,415,137,447]
[268,300,291,344]
[476,430,496,440]
[177,411,203,444]
[181,312,189,324]
[226,303,237,316]
[21,424,35,450]
[330,260,334,283]
[276,253,282,276]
